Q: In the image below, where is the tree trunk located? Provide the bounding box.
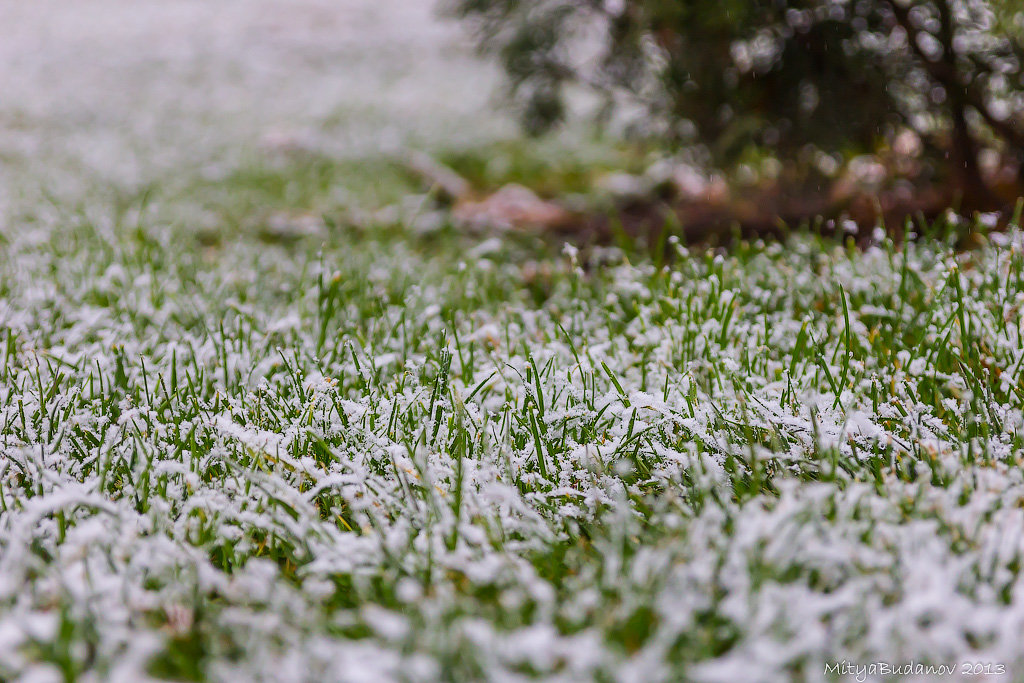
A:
[935,0,995,209]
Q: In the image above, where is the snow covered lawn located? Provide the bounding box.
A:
[0,0,505,207]
[3,212,1024,681]
[4,2,1024,681]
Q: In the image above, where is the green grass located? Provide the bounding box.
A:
[2,165,1024,681]
[436,137,648,197]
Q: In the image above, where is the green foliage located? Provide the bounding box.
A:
[450,0,1024,171]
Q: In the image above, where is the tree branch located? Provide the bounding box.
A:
[886,0,1024,152]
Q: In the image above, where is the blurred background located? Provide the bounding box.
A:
[3,0,1023,244]
[0,0,510,209]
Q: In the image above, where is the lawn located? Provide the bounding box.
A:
[3,164,1024,680]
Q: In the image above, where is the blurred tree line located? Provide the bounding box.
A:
[450,0,1024,212]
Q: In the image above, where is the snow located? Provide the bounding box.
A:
[0,0,508,206]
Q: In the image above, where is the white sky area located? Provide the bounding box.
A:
[0,0,509,203]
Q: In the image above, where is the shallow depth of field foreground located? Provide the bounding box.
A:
[6,214,1024,681]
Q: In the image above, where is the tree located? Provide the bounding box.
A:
[449,0,1024,204]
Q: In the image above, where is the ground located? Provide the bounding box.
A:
[0,0,509,210]
[3,3,1024,683]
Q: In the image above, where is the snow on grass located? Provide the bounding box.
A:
[0,0,508,208]
[4,210,1024,681]
[10,2,1019,680]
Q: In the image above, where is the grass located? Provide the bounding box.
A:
[3,163,1024,681]
[435,137,648,197]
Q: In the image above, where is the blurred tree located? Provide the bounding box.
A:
[450,0,1024,203]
